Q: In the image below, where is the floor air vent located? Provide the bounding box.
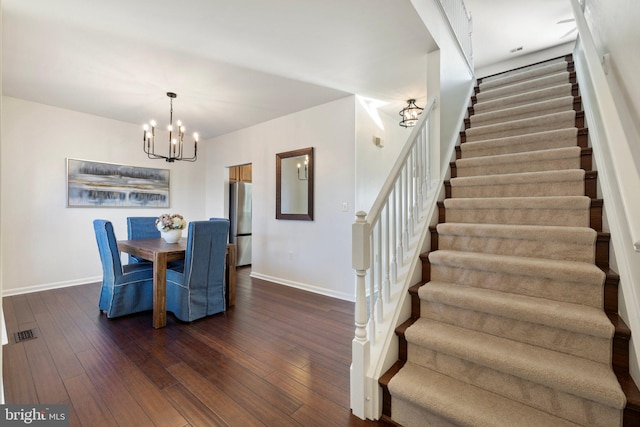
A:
[14,328,37,343]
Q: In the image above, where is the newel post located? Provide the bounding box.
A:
[351,211,371,419]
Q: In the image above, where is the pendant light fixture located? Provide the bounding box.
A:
[143,92,198,162]
[399,99,423,128]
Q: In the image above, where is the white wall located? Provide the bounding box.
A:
[355,98,415,213]
[475,42,576,79]
[1,96,207,295]
[205,96,356,301]
[583,0,640,173]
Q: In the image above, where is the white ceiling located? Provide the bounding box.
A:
[2,0,576,139]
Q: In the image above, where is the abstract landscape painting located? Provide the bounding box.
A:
[67,158,170,207]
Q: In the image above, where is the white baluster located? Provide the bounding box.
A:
[390,185,398,284]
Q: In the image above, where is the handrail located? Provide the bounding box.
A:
[351,98,437,419]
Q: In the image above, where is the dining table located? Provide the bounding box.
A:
[117,238,236,328]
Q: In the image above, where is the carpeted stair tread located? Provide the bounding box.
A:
[476,71,571,103]
[419,281,614,339]
[404,319,626,409]
[460,128,579,158]
[429,249,604,290]
[442,195,591,227]
[455,146,581,177]
[436,222,597,263]
[450,169,585,198]
[420,281,612,364]
[474,83,574,114]
[387,57,627,426]
[388,362,582,427]
[465,110,576,142]
[470,96,575,127]
[479,61,570,91]
[429,249,605,308]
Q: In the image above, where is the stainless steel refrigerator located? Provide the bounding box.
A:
[229,182,252,266]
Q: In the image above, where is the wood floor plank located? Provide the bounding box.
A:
[2,342,38,404]
[167,362,266,427]
[63,373,119,427]
[164,383,228,427]
[75,348,155,427]
[20,334,69,404]
[32,306,85,380]
[3,268,383,426]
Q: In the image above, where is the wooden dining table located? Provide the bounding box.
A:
[117,238,236,328]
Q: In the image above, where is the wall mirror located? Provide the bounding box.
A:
[276,147,314,220]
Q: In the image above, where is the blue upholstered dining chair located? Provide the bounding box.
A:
[93,219,154,318]
[126,216,159,264]
[166,219,230,322]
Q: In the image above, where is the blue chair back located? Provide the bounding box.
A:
[94,219,124,284]
[93,219,154,318]
[166,219,230,321]
[126,217,159,264]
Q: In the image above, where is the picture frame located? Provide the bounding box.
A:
[66,158,170,208]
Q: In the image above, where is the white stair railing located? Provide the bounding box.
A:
[351,98,437,419]
[437,0,473,69]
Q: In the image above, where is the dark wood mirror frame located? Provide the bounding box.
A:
[276,147,314,220]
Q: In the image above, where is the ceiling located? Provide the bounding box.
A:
[2,0,576,140]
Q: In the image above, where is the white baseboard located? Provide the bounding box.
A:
[2,276,102,297]
[249,272,355,302]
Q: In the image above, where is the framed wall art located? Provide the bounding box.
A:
[66,158,170,208]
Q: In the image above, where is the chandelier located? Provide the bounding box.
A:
[143,92,198,162]
[399,99,423,128]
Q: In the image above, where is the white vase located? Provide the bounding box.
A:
[161,229,182,243]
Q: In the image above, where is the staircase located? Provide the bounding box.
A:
[379,56,640,426]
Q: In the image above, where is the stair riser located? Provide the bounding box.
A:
[407,344,621,427]
[392,400,458,427]
[420,299,611,364]
[430,264,603,308]
[436,233,595,263]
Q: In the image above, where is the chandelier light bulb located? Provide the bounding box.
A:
[142,92,198,162]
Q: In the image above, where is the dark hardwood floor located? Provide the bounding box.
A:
[3,267,384,426]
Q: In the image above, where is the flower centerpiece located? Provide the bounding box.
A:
[156,213,186,243]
